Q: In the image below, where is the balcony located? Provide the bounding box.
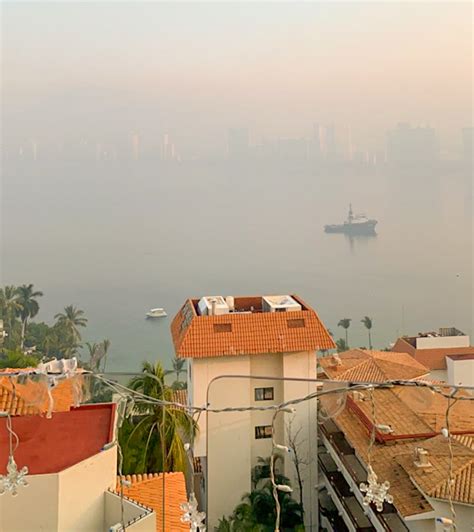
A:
[319,419,409,532]
[319,452,375,531]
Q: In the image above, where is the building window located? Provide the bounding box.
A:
[213,323,232,333]
[255,425,273,439]
[255,387,274,401]
[287,318,305,328]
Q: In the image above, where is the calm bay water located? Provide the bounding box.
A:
[2,159,472,371]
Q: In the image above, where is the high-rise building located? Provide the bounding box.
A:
[171,294,335,530]
[387,123,439,165]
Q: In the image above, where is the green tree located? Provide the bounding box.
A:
[0,285,21,345]
[120,361,196,474]
[361,316,373,349]
[165,356,187,383]
[0,349,40,369]
[216,466,304,531]
[337,318,351,347]
[336,338,348,353]
[101,339,111,372]
[54,305,88,345]
[15,284,43,350]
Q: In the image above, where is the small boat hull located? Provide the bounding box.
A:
[324,220,377,235]
[146,308,167,319]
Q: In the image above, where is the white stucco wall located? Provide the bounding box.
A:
[415,336,470,350]
[0,446,156,532]
[446,357,474,388]
[193,350,319,530]
[58,447,117,531]
[0,472,59,532]
[201,355,252,527]
[282,351,319,531]
[104,491,156,531]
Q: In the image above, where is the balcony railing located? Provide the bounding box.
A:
[319,453,375,531]
[319,419,409,532]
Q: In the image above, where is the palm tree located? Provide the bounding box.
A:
[337,318,351,347]
[217,469,304,531]
[336,338,348,353]
[165,356,187,383]
[101,339,111,372]
[121,361,196,474]
[54,305,88,344]
[361,316,373,349]
[15,284,43,350]
[85,341,101,370]
[0,286,21,345]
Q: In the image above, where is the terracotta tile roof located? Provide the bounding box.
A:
[172,389,188,406]
[334,404,434,517]
[393,385,474,432]
[117,472,188,532]
[393,338,474,370]
[0,368,81,415]
[171,295,335,358]
[396,436,474,506]
[330,385,474,517]
[319,349,429,382]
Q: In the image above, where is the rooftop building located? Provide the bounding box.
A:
[0,368,194,532]
[0,403,157,531]
[393,327,474,371]
[319,349,430,383]
[171,294,334,358]
[171,293,334,530]
[318,352,474,531]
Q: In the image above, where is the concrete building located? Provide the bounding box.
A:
[171,294,335,530]
[0,404,156,532]
[318,350,474,532]
[393,327,474,380]
[0,370,191,532]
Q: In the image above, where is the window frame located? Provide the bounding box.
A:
[254,387,274,401]
[255,425,273,439]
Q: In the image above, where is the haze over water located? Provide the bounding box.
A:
[2,2,472,371]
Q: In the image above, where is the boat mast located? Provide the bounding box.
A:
[348,203,353,223]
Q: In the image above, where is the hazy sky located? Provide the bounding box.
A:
[2,1,472,156]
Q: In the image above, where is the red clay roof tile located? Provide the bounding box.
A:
[171,295,334,358]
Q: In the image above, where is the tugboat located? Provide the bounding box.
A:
[324,204,377,235]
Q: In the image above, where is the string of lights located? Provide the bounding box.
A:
[1,368,472,531]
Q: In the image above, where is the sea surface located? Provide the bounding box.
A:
[2,158,472,372]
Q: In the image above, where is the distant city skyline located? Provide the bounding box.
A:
[3,2,471,159]
[4,121,471,165]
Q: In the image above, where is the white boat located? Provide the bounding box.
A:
[146,308,167,319]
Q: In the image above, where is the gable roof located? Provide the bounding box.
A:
[329,385,474,518]
[393,338,474,370]
[0,403,116,475]
[117,472,188,532]
[319,349,429,382]
[171,295,334,358]
[0,368,82,416]
[396,436,474,506]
